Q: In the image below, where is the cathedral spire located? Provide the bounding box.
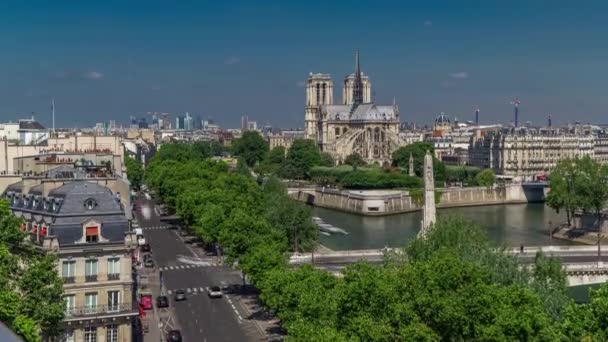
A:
[353,49,364,105]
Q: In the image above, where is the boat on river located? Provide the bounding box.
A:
[312,216,348,235]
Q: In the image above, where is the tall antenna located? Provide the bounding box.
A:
[51,98,55,136]
[548,114,552,128]
[475,106,480,125]
[510,98,521,127]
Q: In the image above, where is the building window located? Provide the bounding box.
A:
[62,260,76,283]
[62,330,74,342]
[335,127,340,136]
[84,198,97,210]
[85,293,98,314]
[86,227,99,243]
[84,326,97,342]
[107,257,120,280]
[85,259,98,282]
[106,324,118,342]
[65,295,75,316]
[108,291,120,312]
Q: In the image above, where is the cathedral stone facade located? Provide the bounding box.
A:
[304,51,402,165]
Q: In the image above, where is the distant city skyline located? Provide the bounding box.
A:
[2,1,608,128]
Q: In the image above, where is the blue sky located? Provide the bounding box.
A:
[1,0,608,128]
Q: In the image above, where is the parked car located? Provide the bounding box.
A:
[207,286,223,298]
[174,289,186,301]
[156,295,169,308]
[144,259,154,268]
[166,330,182,342]
[141,243,151,252]
[140,293,153,310]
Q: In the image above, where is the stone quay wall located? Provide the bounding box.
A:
[290,184,539,216]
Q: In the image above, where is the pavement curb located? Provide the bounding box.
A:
[237,295,269,339]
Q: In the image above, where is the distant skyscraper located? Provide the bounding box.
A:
[241,115,249,131]
[184,112,194,131]
[176,115,185,130]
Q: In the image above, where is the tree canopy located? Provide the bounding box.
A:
[475,168,496,187]
[231,131,269,167]
[392,142,446,183]
[125,156,144,190]
[0,200,64,341]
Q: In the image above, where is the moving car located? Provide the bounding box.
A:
[207,286,223,298]
[156,295,169,308]
[166,330,182,342]
[140,293,153,310]
[144,258,154,268]
[174,289,186,301]
[141,243,151,252]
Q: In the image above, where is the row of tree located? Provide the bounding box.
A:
[0,201,65,341]
[547,156,608,227]
[144,142,318,277]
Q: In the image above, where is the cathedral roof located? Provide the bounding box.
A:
[325,103,398,122]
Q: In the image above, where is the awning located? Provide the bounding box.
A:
[86,227,98,236]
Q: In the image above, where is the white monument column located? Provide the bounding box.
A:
[419,150,436,238]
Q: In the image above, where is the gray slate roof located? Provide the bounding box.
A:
[18,120,45,130]
[325,103,398,121]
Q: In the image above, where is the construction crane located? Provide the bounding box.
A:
[510,98,521,127]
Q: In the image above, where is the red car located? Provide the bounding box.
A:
[140,293,153,310]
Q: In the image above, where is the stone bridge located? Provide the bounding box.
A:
[289,245,608,287]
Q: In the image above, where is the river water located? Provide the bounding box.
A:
[314,203,568,251]
[313,203,605,301]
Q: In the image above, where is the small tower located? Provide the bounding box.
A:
[419,150,436,238]
[408,153,415,176]
[475,106,480,125]
[304,73,333,140]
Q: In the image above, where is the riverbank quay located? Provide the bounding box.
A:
[290,183,548,216]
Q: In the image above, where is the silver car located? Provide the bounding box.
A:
[207,286,223,298]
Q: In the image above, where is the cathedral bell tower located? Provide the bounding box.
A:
[304,73,333,141]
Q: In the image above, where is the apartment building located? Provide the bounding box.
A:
[2,166,136,342]
[469,128,602,178]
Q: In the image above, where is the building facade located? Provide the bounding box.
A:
[3,168,136,342]
[303,51,402,165]
[469,128,600,178]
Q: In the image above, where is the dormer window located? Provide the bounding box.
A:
[85,227,99,243]
[32,198,38,208]
[84,198,97,210]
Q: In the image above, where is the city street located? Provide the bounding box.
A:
[134,196,263,342]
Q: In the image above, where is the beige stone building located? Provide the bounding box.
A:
[469,128,600,178]
[303,51,402,165]
[0,135,126,176]
[2,167,136,342]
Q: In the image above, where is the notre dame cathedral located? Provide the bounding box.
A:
[304,50,402,165]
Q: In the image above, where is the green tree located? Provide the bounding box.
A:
[576,156,608,230]
[280,139,325,179]
[343,153,366,168]
[231,131,269,167]
[125,156,144,190]
[392,142,445,183]
[475,168,496,187]
[547,157,587,226]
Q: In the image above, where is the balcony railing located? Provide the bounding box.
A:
[62,276,75,284]
[85,275,98,282]
[64,303,137,319]
[107,273,120,281]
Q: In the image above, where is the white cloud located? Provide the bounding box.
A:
[83,71,104,80]
[424,20,433,27]
[449,71,468,80]
[224,56,241,65]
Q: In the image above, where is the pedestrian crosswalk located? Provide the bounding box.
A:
[140,225,170,230]
[159,263,213,271]
[167,287,207,295]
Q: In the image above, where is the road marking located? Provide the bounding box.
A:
[167,290,172,295]
[200,287,205,292]
[193,288,198,293]
[186,288,192,293]
[169,266,174,270]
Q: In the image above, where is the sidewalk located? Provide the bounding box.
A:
[232,284,284,340]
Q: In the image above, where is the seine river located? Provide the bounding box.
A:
[313,203,603,300]
[314,203,568,251]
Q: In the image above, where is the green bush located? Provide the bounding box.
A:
[309,166,422,189]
